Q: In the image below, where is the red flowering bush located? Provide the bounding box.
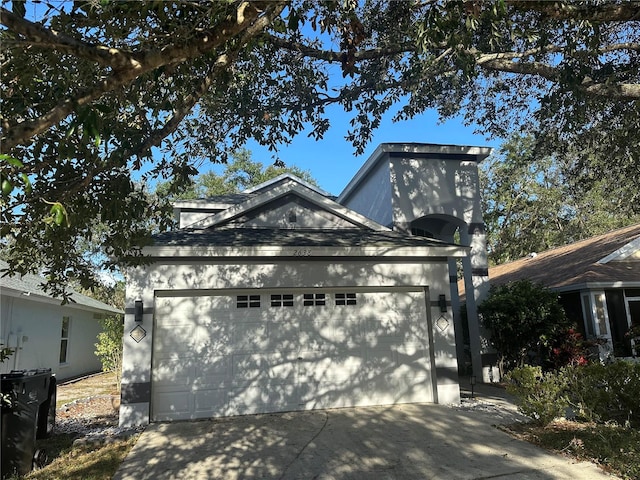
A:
[547,328,595,370]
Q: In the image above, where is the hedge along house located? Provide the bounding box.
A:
[0,260,123,380]
[119,143,492,427]
[481,224,640,361]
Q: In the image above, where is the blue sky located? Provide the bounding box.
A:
[238,105,501,196]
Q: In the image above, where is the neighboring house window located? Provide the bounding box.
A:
[335,293,357,306]
[237,295,261,308]
[593,293,609,336]
[59,316,70,364]
[580,294,595,337]
[271,294,294,307]
[304,293,326,306]
[581,292,610,337]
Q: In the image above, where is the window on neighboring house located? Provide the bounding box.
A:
[594,293,609,335]
[304,293,326,306]
[271,294,294,307]
[335,293,357,306]
[59,316,70,364]
[581,292,610,337]
[237,295,261,308]
[581,294,595,337]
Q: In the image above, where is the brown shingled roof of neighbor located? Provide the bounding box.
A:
[459,223,640,296]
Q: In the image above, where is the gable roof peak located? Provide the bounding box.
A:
[242,173,331,197]
[184,177,391,232]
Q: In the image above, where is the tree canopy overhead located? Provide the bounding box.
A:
[1,0,639,289]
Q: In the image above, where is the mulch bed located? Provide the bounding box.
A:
[55,395,141,443]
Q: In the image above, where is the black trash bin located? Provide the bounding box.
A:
[1,369,56,479]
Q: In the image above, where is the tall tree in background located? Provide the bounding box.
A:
[481,133,640,265]
[157,149,318,200]
[2,0,639,291]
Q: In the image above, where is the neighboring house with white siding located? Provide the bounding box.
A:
[1,261,123,380]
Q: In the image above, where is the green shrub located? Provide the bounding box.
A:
[478,280,572,377]
[94,315,124,389]
[504,365,569,425]
[564,361,640,427]
[506,362,640,428]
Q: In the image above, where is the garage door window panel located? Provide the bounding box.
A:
[336,293,357,306]
[237,295,261,308]
[304,293,326,306]
[271,294,294,307]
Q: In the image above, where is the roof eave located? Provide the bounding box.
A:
[142,244,468,258]
[552,280,640,293]
[0,287,123,314]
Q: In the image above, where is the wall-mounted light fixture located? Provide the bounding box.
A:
[438,294,447,313]
[134,300,143,323]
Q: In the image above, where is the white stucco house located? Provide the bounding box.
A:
[1,261,123,380]
[120,143,493,427]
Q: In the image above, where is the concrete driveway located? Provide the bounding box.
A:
[113,385,617,480]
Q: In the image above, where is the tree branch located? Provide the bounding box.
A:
[475,53,559,80]
[1,1,285,152]
[506,1,640,22]
[131,2,287,159]
[582,82,640,101]
[475,52,640,101]
[268,35,416,62]
[0,7,143,69]
[599,42,640,54]
[273,36,640,102]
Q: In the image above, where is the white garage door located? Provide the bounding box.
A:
[151,290,433,421]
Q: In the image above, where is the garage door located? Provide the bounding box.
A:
[151,290,434,421]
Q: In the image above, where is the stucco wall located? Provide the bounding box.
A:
[178,211,218,228]
[120,258,459,426]
[389,157,484,227]
[340,160,393,227]
[1,295,103,379]
[229,197,359,229]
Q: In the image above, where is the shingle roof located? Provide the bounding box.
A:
[0,261,122,314]
[478,224,640,292]
[152,228,456,249]
[201,193,253,204]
